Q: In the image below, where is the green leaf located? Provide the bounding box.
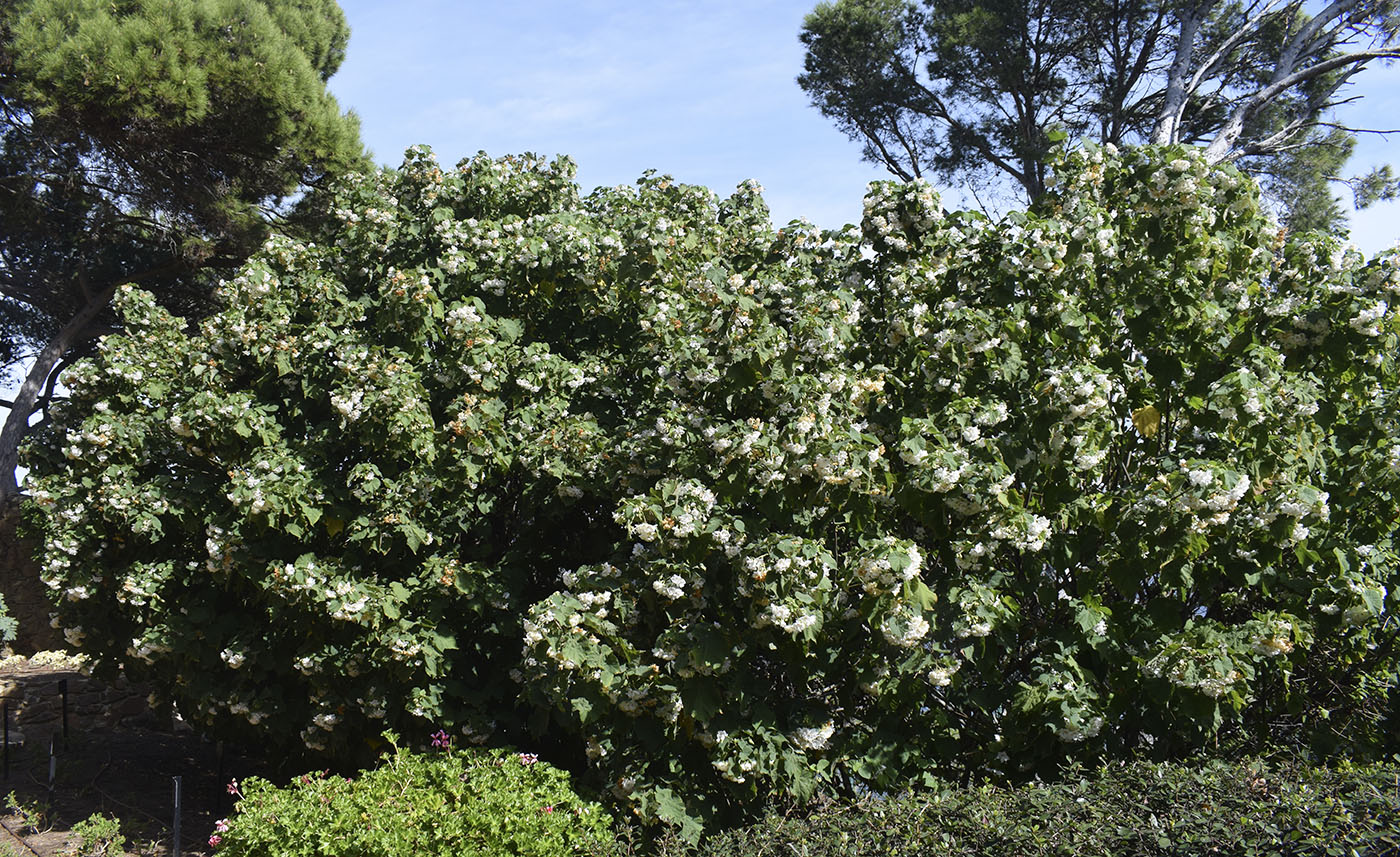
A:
[652,788,703,844]
[1361,588,1384,615]
[686,681,722,722]
[1132,404,1162,438]
[904,579,938,611]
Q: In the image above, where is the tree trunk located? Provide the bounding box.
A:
[0,285,118,504]
[1152,3,1210,144]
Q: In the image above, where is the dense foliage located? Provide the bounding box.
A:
[25,143,1400,835]
[639,757,1400,857]
[215,734,611,857]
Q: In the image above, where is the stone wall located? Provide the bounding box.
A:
[0,653,157,744]
[0,501,61,653]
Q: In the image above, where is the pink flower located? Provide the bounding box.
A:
[226,779,239,795]
[519,752,539,765]
[208,834,223,847]
[541,805,554,813]
[215,819,230,832]
[431,729,451,749]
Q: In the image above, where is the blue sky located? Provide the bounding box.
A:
[328,0,1400,255]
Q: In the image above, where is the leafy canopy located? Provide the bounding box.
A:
[25,144,1400,838]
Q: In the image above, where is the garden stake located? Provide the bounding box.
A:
[172,775,182,857]
[214,740,225,815]
[59,679,67,750]
[3,699,8,781]
[46,734,54,796]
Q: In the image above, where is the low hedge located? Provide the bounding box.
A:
[620,757,1399,857]
[212,750,1398,856]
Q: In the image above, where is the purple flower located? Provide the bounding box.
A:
[431,729,451,750]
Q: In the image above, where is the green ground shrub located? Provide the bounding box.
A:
[213,733,612,856]
[65,812,125,857]
[657,757,1400,857]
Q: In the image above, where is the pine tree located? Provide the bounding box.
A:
[0,0,366,501]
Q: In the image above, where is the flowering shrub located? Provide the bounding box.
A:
[23,143,1399,835]
[212,733,611,856]
[0,593,16,645]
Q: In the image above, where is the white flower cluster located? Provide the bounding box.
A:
[652,574,689,601]
[1142,642,1243,699]
[763,602,820,636]
[927,660,961,687]
[127,636,171,664]
[853,537,923,595]
[1044,367,1115,420]
[329,579,371,622]
[617,478,719,546]
[989,512,1052,553]
[1173,464,1252,531]
[881,606,930,648]
[1348,301,1388,337]
[789,721,835,752]
[1248,619,1295,657]
[1055,714,1104,743]
[330,388,365,422]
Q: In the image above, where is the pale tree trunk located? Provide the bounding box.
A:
[0,285,118,504]
[1152,2,1212,144]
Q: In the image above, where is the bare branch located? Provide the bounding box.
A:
[884,112,928,179]
[1184,0,1286,97]
[1205,47,1400,161]
[1274,0,1363,80]
[854,114,918,182]
[891,78,1030,188]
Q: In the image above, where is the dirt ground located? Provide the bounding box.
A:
[0,664,272,857]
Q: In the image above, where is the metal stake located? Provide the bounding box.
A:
[215,741,225,815]
[59,679,68,750]
[47,734,55,796]
[3,700,8,781]
[171,775,182,857]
